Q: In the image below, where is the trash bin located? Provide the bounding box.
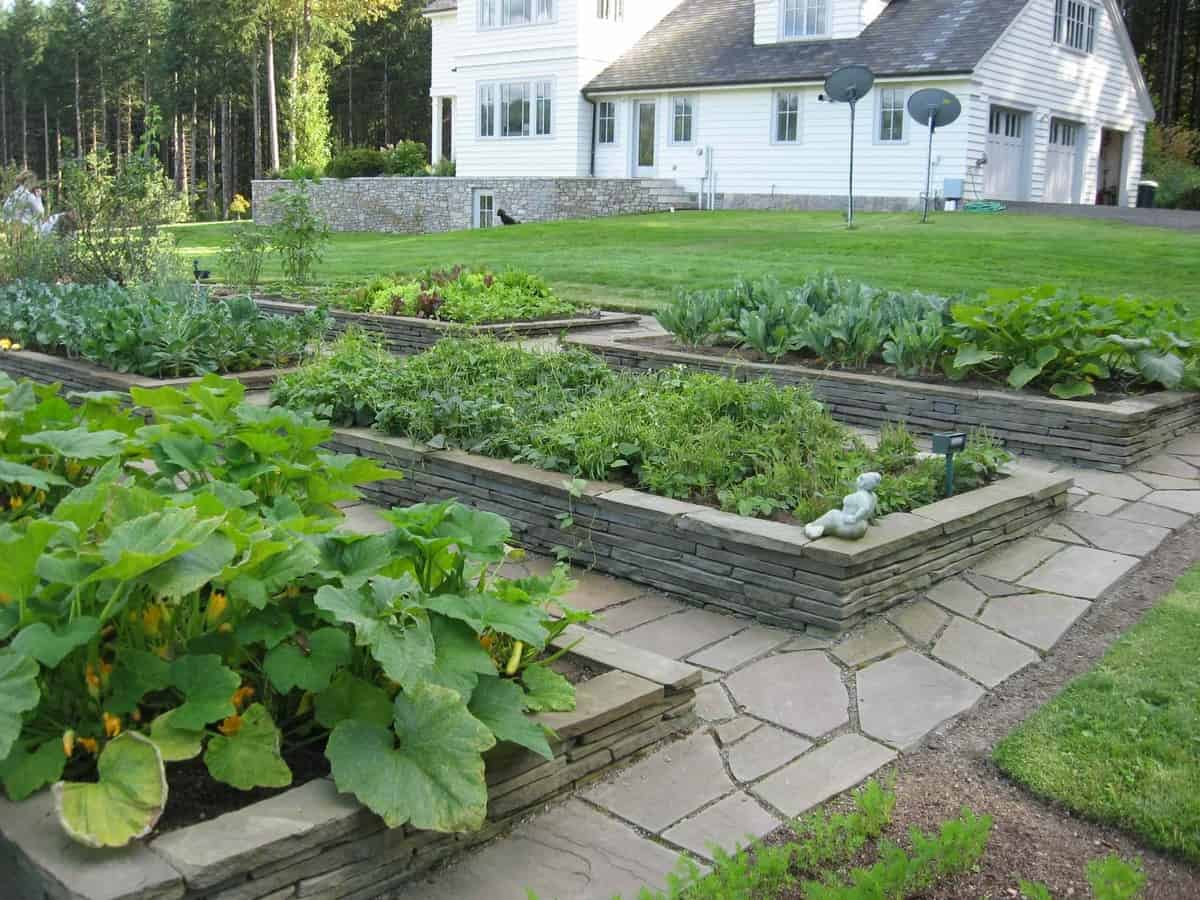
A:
[1137,180,1159,208]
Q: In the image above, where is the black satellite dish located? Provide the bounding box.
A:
[823,65,875,227]
[907,88,962,224]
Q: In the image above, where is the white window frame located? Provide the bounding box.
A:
[771,90,801,144]
[478,78,555,139]
[479,0,555,30]
[780,0,830,40]
[596,0,623,22]
[597,100,617,146]
[670,95,695,145]
[474,191,495,229]
[876,86,907,144]
[1053,0,1099,54]
[1049,117,1081,148]
[989,106,1025,139]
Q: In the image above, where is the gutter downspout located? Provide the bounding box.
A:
[586,97,597,176]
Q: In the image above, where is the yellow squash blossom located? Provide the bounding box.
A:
[206,591,228,625]
[78,737,99,755]
[102,713,122,738]
[0,592,11,606]
[85,664,101,699]
[231,685,255,710]
[62,730,76,758]
[9,495,23,511]
[218,715,243,737]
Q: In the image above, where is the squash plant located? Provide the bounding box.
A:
[0,373,584,848]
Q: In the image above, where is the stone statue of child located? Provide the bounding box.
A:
[803,472,883,540]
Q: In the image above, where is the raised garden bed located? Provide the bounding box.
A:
[0,633,699,900]
[251,296,641,356]
[324,427,1071,634]
[0,348,294,394]
[568,331,1200,472]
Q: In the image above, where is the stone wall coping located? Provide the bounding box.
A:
[567,331,1199,422]
[0,629,699,900]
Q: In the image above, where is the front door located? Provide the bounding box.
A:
[635,101,656,176]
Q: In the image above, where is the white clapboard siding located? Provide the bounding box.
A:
[970,0,1152,205]
[594,79,972,200]
[429,11,458,97]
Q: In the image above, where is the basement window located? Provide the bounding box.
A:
[474,191,495,229]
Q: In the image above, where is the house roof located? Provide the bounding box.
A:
[585,0,1030,93]
[423,0,457,13]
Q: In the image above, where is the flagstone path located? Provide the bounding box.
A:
[369,430,1200,900]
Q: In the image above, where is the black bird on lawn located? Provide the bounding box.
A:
[193,259,211,282]
[497,209,520,226]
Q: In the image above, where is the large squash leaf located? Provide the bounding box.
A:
[86,509,224,586]
[106,650,171,716]
[21,428,127,460]
[0,519,64,605]
[263,628,351,694]
[168,655,241,730]
[424,593,549,647]
[54,732,167,848]
[0,460,69,491]
[314,582,435,688]
[0,650,40,762]
[147,709,206,762]
[1,738,66,801]
[204,704,292,790]
[417,616,498,702]
[468,676,553,760]
[520,663,575,713]
[314,672,392,730]
[326,682,495,832]
[10,617,100,667]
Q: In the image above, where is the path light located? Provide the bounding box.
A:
[932,432,967,497]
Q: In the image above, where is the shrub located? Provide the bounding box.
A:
[431,157,457,177]
[219,223,271,290]
[0,373,582,849]
[1143,124,1200,208]
[0,279,329,377]
[267,184,330,284]
[384,141,430,176]
[229,193,251,219]
[326,148,388,179]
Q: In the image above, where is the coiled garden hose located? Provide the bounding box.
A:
[963,200,1007,213]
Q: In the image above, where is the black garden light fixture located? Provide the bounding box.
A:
[932,431,967,497]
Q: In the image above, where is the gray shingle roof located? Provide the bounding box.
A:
[423,0,457,13]
[585,0,1029,93]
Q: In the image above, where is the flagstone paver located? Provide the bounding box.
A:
[694,683,735,722]
[687,627,792,671]
[752,734,898,818]
[857,651,985,748]
[925,577,987,616]
[338,503,392,534]
[725,653,849,738]
[830,620,907,667]
[727,726,814,783]
[1019,545,1140,598]
[932,618,1040,687]
[978,592,1091,651]
[973,536,1065,580]
[585,732,732,833]
[661,794,782,862]
[1058,511,1170,556]
[594,594,687,633]
[885,599,950,645]
[387,415,1200,898]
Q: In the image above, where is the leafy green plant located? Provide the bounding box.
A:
[268,184,331,284]
[0,374,583,848]
[1086,855,1147,900]
[325,148,388,179]
[383,141,430,176]
[883,311,946,376]
[0,279,328,377]
[219,224,271,290]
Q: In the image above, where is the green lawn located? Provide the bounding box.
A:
[170,211,1200,312]
[993,565,1200,863]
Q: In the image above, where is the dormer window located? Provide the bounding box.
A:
[782,0,829,39]
[479,0,554,29]
[597,0,624,22]
[1053,0,1098,54]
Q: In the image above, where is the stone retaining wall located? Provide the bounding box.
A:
[568,332,1200,472]
[251,297,640,356]
[326,428,1070,634]
[1,638,699,900]
[252,177,691,234]
[0,350,290,395]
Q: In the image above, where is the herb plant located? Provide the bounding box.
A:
[0,373,584,848]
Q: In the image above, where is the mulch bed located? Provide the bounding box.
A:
[766,521,1200,897]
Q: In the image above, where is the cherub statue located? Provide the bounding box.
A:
[803,472,882,540]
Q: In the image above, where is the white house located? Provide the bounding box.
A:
[425,0,1154,214]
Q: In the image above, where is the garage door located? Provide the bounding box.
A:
[1044,117,1083,203]
[984,106,1029,201]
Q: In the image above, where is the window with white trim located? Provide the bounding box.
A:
[597,101,616,144]
[1053,0,1098,53]
[479,79,553,137]
[672,96,694,144]
[1050,118,1080,147]
[774,91,800,142]
[475,192,495,229]
[877,87,905,142]
[596,0,623,21]
[782,0,829,38]
[989,107,1024,139]
[479,0,554,29]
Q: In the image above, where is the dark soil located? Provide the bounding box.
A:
[765,521,1200,898]
[633,335,1150,405]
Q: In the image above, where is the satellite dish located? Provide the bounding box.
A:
[822,66,875,227]
[906,88,962,223]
